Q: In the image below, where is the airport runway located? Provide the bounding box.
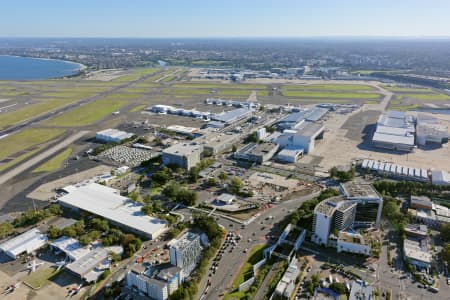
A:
[0,131,89,185]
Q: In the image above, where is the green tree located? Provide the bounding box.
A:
[218,172,228,180]
[46,204,63,216]
[90,218,109,232]
[141,205,153,215]
[188,166,200,183]
[62,227,77,238]
[228,177,243,194]
[440,223,450,242]
[47,225,62,239]
[329,282,347,294]
[441,243,450,265]
[151,169,171,186]
[79,234,91,246]
[0,223,14,239]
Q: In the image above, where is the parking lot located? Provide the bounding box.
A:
[99,145,160,167]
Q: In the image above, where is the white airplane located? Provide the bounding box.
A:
[27,259,44,273]
[67,284,83,297]
[112,111,120,115]
[55,259,68,271]
[3,282,20,294]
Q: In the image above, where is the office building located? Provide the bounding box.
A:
[162,142,203,170]
[340,182,383,228]
[311,197,356,246]
[126,264,182,300]
[169,232,203,279]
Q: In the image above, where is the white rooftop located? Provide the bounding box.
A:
[0,228,47,259]
[372,132,415,146]
[66,247,109,277]
[50,236,91,261]
[162,142,203,156]
[96,128,134,140]
[403,238,432,264]
[58,183,167,238]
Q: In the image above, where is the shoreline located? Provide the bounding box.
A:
[0,54,87,80]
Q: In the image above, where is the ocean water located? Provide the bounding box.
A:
[0,55,83,80]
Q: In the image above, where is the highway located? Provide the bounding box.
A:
[198,191,321,300]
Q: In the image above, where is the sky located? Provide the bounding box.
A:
[1,0,450,38]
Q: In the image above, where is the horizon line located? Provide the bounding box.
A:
[2,35,450,40]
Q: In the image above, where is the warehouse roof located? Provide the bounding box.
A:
[276,148,304,161]
[211,108,252,123]
[295,122,325,139]
[0,228,47,259]
[96,129,134,140]
[167,125,200,135]
[50,236,91,261]
[66,247,109,277]
[58,183,167,238]
[372,132,415,146]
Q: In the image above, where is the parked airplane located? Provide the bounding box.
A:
[27,259,44,273]
[67,284,83,297]
[3,282,20,294]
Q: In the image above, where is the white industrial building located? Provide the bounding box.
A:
[210,107,253,125]
[272,122,325,153]
[162,142,203,170]
[360,159,429,182]
[274,108,328,131]
[126,264,182,300]
[66,247,111,282]
[169,232,203,280]
[216,193,236,205]
[58,183,168,239]
[166,125,201,137]
[0,228,47,260]
[96,128,134,143]
[431,169,450,185]
[416,114,449,146]
[276,147,304,163]
[372,110,415,152]
[50,236,91,261]
[311,197,357,246]
[234,142,279,164]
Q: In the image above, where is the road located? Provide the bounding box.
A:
[0,131,89,185]
[199,191,321,300]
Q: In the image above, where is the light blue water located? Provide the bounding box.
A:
[0,55,83,80]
